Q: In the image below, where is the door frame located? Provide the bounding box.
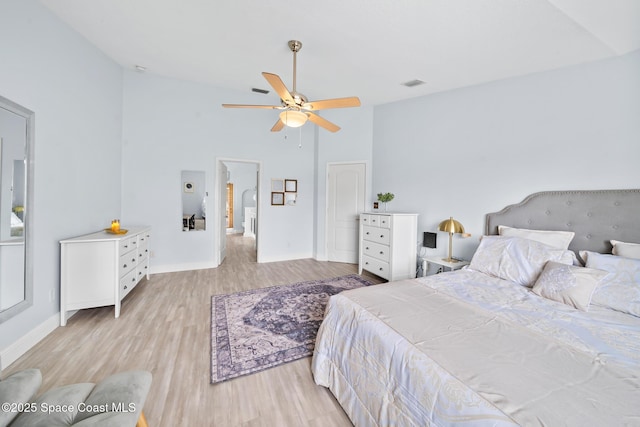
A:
[215,157,262,266]
[324,161,367,263]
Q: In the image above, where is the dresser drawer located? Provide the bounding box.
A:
[362,255,390,280]
[138,233,150,247]
[137,237,149,261]
[120,269,137,299]
[119,236,136,254]
[362,240,390,262]
[360,214,372,226]
[376,215,391,229]
[119,251,137,277]
[136,257,148,282]
[362,225,391,245]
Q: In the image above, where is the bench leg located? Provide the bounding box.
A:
[136,411,149,427]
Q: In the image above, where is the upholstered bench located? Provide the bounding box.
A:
[0,369,151,427]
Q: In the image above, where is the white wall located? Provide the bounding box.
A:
[372,49,640,262]
[0,0,123,350]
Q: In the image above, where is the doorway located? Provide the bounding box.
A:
[216,158,261,266]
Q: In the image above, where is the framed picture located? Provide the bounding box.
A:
[271,192,284,205]
[271,179,284,192]
[285,179,297,193]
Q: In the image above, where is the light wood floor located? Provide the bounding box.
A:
[4,234,383,426]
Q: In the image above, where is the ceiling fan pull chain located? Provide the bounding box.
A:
[298,126,302,149]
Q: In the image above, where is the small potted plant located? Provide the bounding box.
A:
[377,192,395,212]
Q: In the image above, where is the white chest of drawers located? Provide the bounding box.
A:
[358,213,418,281]
[60,226,151,326]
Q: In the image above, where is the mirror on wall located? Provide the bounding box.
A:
[181,170,206,231]
[0,95,34,322]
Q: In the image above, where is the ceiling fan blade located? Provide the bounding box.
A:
[307,112,340,133]
[222,104,281,109]
[303,97,361,111]
[271,119,284,132]
[262,72,294,104]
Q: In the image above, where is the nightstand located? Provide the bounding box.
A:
[420,256,470,277]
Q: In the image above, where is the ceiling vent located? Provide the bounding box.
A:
[402,79,426,88]
[251,87,270,94]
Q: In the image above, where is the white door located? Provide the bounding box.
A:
[218,162,228,265]
[327,163,365,263]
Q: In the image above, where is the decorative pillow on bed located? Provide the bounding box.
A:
[581,251,640,317]
[498,225,575,250]
[469,236,575,287]
[611,240,640,260]
[532,261,607,311]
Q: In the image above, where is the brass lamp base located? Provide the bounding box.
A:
[442,257,461,263]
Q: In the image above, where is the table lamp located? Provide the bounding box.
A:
[438,217,465,263]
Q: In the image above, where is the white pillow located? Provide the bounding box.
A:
[469,236,575,287]
[11,212,22,226]
[611,240,640,260]
[498,225,575,250]
[581,251,640,317]
[532,261,607,311]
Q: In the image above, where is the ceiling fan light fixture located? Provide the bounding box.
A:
[279,110,307,128]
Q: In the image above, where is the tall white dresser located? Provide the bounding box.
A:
[60,226,151,326]
[358,213,418,281]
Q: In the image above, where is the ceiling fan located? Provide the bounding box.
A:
[222,40,361,133]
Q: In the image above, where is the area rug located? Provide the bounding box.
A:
[210,274,373,384]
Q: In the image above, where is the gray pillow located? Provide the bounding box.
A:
[0,369,42,426]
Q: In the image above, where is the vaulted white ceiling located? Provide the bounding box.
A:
[40,0,640,106]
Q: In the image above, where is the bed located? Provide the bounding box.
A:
[311,189,640,426]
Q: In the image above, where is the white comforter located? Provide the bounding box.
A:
[311,269,640,426]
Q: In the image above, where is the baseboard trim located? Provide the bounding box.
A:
[0,313,59,371]
[258,252,314,263]
[150,260,218,274]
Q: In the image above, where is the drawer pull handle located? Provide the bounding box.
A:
[379,251,384,255]
[365,247,370,250]
[131,277,136,282]
[379,267,384,271]
[365,261,369,265]
[366,232,370,235]
[131,258,136,262]
[124,285,128,290]
[123,264,127,268]
[380,235,384,238]
[124,245,128,249]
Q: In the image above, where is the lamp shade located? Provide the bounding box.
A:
[438,217,465,234]
[279,110,308,127]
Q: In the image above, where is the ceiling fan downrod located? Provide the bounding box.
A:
[288,40,302,95]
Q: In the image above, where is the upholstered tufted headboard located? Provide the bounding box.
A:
[485,189,640,255]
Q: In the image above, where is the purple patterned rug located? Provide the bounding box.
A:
[210,274,373,384]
